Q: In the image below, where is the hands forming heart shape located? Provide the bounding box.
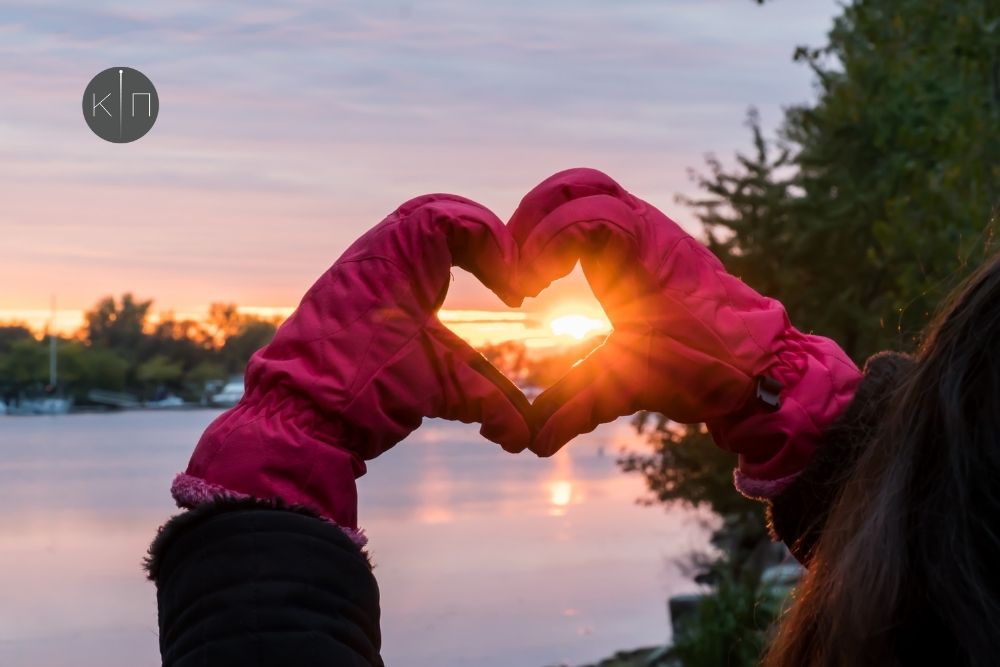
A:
[177,168,860,531]
[246,167,786,458]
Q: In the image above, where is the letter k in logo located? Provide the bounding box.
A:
[92,92,113,118]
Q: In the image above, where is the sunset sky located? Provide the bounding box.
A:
[1,0,839,345]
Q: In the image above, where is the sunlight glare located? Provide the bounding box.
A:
[549,314,608,341]
[549,480,573,507]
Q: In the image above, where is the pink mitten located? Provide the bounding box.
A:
[510,168,861,497]
[173,194,531,540]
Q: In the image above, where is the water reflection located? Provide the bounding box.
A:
[547,446,576,516]
[0,412,713,667]
[414,439,456,525]
[549,480,573,513]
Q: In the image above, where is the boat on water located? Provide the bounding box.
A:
[84,389,193,410]
[4,396,73,416]
[87,389,142,409]
[210,379,245,407]
[145,394,187,409]
[5,305,73,416]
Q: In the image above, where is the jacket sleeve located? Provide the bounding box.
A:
[764,351,915,564]
[145,498,384,667]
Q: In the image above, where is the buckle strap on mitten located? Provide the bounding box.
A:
[755,374,783,411]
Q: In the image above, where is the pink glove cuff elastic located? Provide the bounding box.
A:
[708,328,862,498]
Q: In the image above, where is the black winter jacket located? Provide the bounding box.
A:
[145,352,913,667]
[147,500,383,666]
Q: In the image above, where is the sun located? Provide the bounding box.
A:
[549,314,608,341]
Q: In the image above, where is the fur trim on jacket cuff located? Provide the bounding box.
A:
[170,472,368,548]
[145,495,372,583]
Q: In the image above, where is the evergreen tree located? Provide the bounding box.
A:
[628,3,1000,663]
[683,0,1000,360]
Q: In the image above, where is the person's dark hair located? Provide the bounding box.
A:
[765,252,1000,667]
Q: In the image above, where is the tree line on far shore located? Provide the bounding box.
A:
[0,294,607,406]
[0,295,279,404]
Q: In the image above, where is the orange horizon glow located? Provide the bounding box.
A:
[1,265,613,350]
[1,304,612,351]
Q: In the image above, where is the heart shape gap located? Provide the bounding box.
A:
[439,264,611,401]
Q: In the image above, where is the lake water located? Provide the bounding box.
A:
[0,411,713,667]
